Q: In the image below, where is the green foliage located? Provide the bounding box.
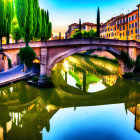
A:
[136,55,140,67]
[97,7,100,38]
[18,46,36,68]
[93,55,118,64]
[32,0,38,37]
[11,18,22,42]
[32,77,39,82]
[15,0,33,45]
[0,0,6,50]
[47,22,52,39]
[5,0,14,44]
[24,0,34,44]
[41,9,46,41]
[34,7,42,38]
[41,9,52,41]
[70,30,97,39]
[0,0,6,37]
[14,0,52,43]
[79,19,81,32]
[7,58,12,68]
[121,51,134,68]
[15,0,28,35]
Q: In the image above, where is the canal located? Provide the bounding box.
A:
[0,53,140,140]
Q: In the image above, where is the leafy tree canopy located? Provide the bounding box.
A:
[18,46,36,68]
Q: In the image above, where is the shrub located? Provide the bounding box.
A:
[7,58,12,68]
[70,29,97,39]
[18,46,36,68]
[32,77,39,82]
[121,51,134,68]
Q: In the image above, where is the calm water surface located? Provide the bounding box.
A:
[0,54,140,140]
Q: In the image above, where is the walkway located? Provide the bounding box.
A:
[0,64,28,85]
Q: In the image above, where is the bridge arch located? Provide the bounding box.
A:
[46,45,125,76]
[0,52,12,72]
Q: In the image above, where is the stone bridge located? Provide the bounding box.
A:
[2,38,140,77]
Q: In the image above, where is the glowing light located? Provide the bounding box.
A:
[33,58,40,63]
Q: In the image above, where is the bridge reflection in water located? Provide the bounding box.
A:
[53,54,119,92]
[0,54,140,140]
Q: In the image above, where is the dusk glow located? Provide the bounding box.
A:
[39,0,139,36]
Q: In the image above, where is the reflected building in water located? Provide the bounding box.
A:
[129,104,140,133]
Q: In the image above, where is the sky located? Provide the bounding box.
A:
[39,0,140,36]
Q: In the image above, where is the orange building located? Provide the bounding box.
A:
[101,4,140,42]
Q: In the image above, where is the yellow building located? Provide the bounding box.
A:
[101,4,140,42]
[2,35,15,44]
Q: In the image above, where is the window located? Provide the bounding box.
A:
[127,30,130,36]
[120,20,122,24]
[135,29,138,34]
[123,32,124,36]
[129,24,131,29]
[132,23,134,28]
[135,14,137,19]
[120,26,121,31]
[111,32,114,37]
[123,25,125,30]
[117,21,119,25]
[108,28,109,31]
[123,18,125,23]
[115,33,116,36]
[132,15,134,21]
[131,30,133,34]
[120,33,121,36]
[114,27,116,30]
[129,17,131,22]
[135,22,138,27]
[82,26,85,29]
[109,34,110,37]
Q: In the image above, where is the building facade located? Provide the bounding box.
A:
[66,22,97,39]
[101,4,140,41]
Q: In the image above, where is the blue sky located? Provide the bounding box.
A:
[39,0,140,36]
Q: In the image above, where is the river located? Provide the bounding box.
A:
[0,53,140,140]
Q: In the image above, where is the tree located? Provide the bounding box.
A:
[0,0,6,50]
[41,9,46,41]
[79,19,81,33]
[32,0,38,37]
[18,46,36,68]
[34,7,42,38]
[5,0,14,44]
[15,0,33,46]
[47,22,52,39]
[11,18,22,43]
[97,7,100,38]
